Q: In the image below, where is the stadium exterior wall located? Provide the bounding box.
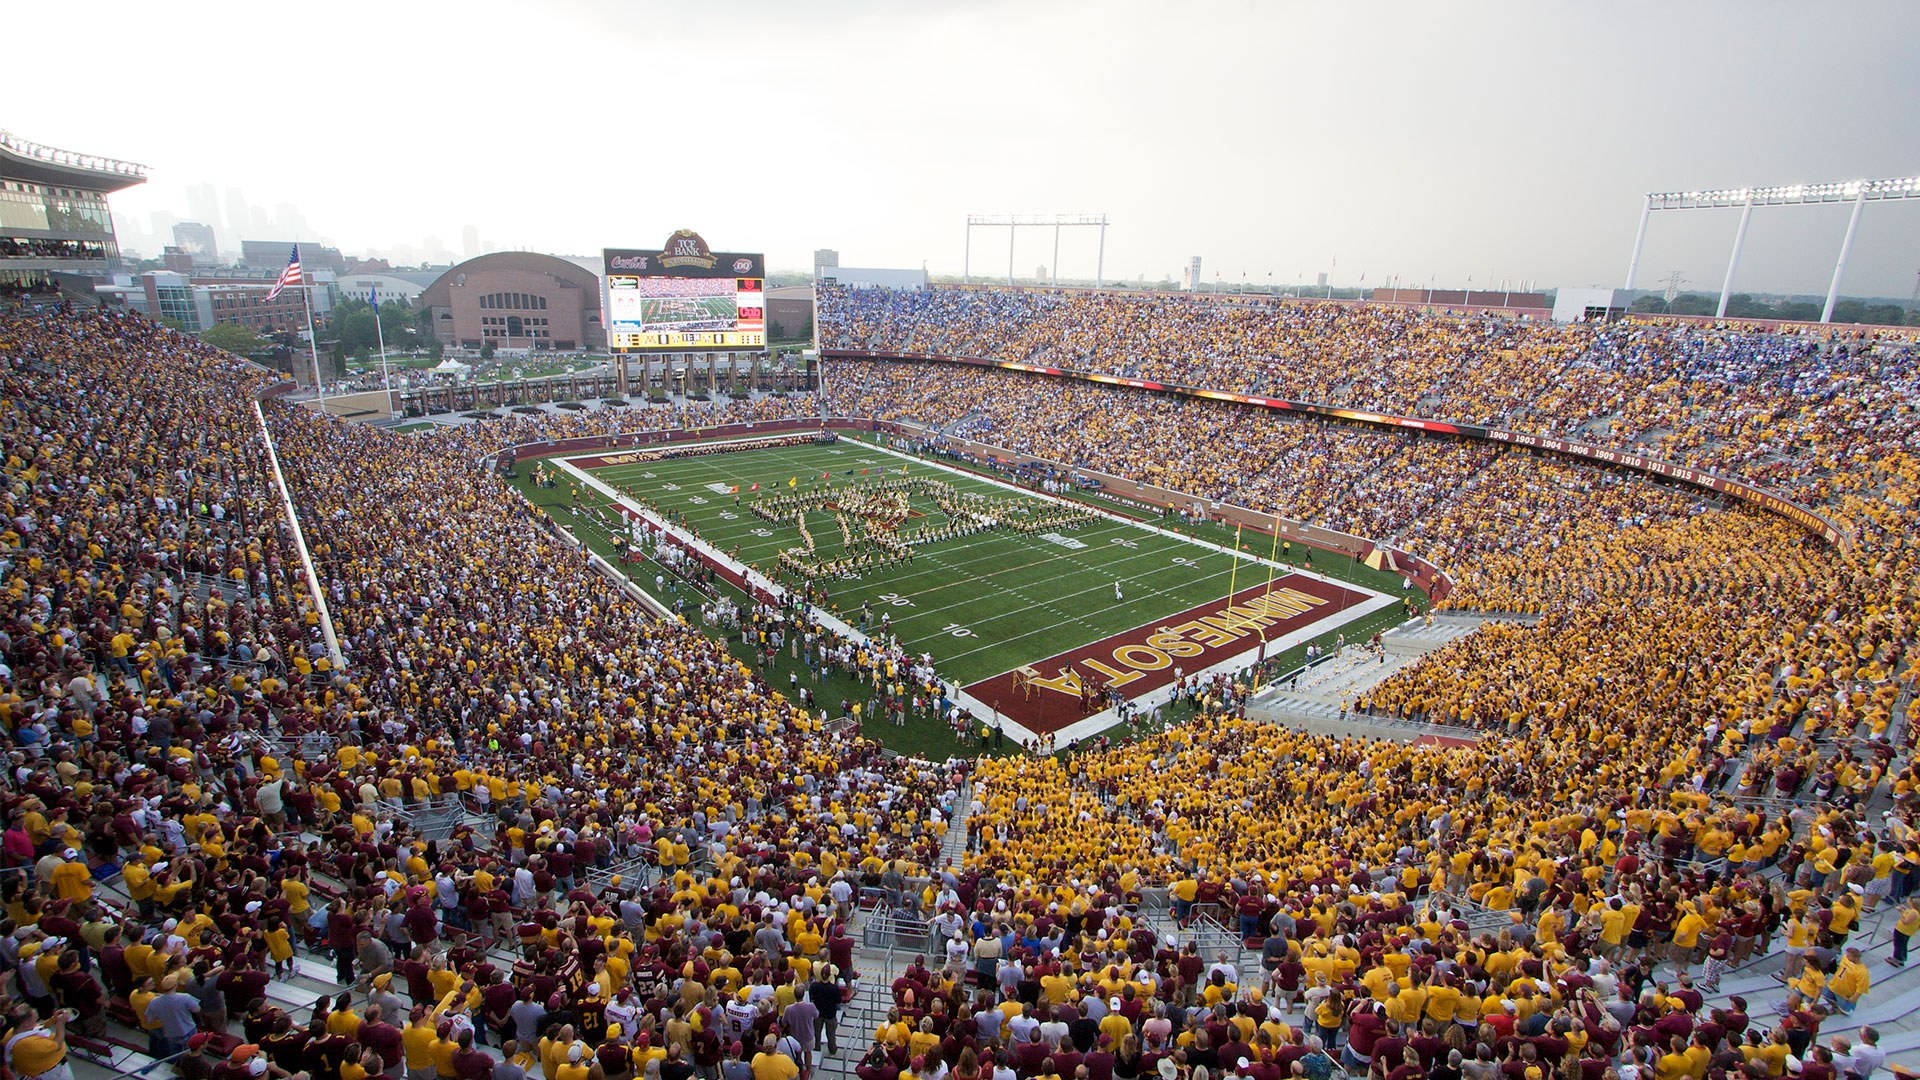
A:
[821,348,1854,550]
[485,416,1453,602]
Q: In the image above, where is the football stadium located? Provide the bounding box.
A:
[6,7,1920,1080]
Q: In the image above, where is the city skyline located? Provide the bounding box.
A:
[14,0,1919,295]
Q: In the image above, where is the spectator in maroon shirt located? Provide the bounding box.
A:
[403,900,439,949]
[454,1030,493,1080]
[220,966,272,1016]
[398,948,435,1005]
[360,1005,405,1071]
[326,904,359,984]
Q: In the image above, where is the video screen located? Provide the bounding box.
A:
[604,240,765,351]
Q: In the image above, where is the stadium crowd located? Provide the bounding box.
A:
[818,286,1920,509]
[0,289,1916,1080]
[820,361,1502,544]
[0,306,957,1080]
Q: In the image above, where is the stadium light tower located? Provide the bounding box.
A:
[964,213,1109,288]
[1623,176,1920,321]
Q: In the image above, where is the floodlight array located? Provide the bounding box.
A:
[1647,177,1920,210]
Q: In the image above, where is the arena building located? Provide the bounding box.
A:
[419,251,604,351]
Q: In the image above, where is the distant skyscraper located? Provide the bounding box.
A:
[172,222,219,267]
[814,248,839,270]
[186,184,222,237]
[225,188,252,241]
[275,203,310,239]
[462,225,480,259]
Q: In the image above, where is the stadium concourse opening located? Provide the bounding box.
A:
[547,429,1398,743]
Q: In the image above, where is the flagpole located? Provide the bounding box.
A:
[303,283,326,411]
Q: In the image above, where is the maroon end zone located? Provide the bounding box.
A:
[966,575,1373,735]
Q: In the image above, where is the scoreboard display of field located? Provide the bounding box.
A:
[603,230,765,350]
[558,436,1399,736]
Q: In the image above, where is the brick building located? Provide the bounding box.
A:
[137,269,334,333]
[419,252,603,351]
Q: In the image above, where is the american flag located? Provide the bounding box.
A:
[263,245,302,302]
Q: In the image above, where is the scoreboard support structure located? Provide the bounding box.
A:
[612,350,773,400]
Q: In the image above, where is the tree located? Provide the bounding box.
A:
[331,300,379,356]
[480,340,496,360]
[327,298,420,357]
[1630,295,1669,314]
[427,336,445,361]
[1668,293,1717,316]
[200,322,267,355]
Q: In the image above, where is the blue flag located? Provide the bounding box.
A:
[368,283,377,309]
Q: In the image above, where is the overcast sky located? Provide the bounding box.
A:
[12,0,1919,295]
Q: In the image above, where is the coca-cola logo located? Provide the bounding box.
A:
[610,255,650,271]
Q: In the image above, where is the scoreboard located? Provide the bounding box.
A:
[603,231,766,351]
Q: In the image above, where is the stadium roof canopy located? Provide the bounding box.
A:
[0,129,148,193]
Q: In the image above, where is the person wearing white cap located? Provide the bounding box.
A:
[47,849,92,904]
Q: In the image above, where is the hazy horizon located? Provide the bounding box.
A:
[11,0,1919,296]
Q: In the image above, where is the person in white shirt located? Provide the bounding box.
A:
[1846,1026,1885,1080]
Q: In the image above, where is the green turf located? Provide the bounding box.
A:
[567,438,1394,687]
[508,471,998,760]
[507,434,1427,759]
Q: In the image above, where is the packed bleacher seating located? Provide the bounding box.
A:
[818,285,1920,509]
[822,360,1505,543]
[3,294,1919,1080]
[0,307,958,1080]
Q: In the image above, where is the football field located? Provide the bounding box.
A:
[637,294,736,329]
[552,434,1400,736]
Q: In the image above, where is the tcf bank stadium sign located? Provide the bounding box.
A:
[603,231,765,280]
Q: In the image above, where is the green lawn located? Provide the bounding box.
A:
[508,434,1427,758]
[581,443,1296,684]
